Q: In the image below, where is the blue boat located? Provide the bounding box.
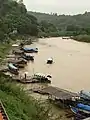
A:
[8,63,19,75]
[70,106,90,119]
[70,104,90,115]
[23,47,38,53]
[77,104,90,112]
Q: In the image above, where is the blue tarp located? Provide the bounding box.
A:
[8,63,18,70]
[23,48,38,51]
[77,103,90,111]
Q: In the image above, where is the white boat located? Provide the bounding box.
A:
[33,73,52,83]
[79,90,90,100]
[47,57,53,64]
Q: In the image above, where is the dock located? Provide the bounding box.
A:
[33,86,79,101]
[12,76,50,84]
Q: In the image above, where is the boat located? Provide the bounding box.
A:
[13,63,25,68]
[23,47,38,53]
[47,57,53,64]
[12,50,24,55]
[70,106,89,120]
[8,59,27,64]
[79,90,90,100]
[8,63,19,75]
[70,103,90,115]
[8,59,27,68]
[33,73,52,83]
[77,104,90,113]
[22,54,34,61]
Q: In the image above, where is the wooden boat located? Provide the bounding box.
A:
[8,63,19,75]
[23,47,38,53]
[12,50,24,55]
[8,59,27,68]
[70,103,90,118]
[79,90,90,100]
[33,73,52,83]
[70,106,88,120]
[77,103,90,113]
[47,57,53,64]
[22,54,34,61]
[13,63,25,68]
[8,59,27,64]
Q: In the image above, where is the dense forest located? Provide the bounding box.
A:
[1,0,90,42]
[0,0,38,42]
[29,11,90,41]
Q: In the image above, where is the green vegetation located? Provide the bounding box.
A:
[0,43,12,64]
[72,35,90,43]
[29,11,90,40]
[0,73,51,120]
[0,0,38,42]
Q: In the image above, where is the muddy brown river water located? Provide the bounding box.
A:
[21,37,90,92]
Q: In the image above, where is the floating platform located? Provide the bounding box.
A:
[33,86,79,101]
[12,76,51,84]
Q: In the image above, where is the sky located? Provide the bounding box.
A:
[23,0,90,15]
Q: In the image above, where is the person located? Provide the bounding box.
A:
[25,73,26,80]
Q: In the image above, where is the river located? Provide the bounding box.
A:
[21,37,90,92]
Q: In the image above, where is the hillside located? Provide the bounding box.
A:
[28,11,90,38]
[0,0,38,42]
[29,11,90,30]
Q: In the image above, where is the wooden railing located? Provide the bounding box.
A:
[0,101,10,120]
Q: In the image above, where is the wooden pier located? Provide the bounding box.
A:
[33,86,79,100]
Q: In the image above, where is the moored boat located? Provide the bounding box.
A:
[23,47,38,53]
[8,63,19,75]
[22,54,34,61]
[8,59,27,68]
[79,90,90,100]
[70,103,90,118]
[70,106,89,120]
[33,73,52,83]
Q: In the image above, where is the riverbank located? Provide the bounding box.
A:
[71,35,90,43]
[0,37,74,120]
[0,72,53,120]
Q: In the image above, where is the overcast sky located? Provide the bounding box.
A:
[23,0,90,15]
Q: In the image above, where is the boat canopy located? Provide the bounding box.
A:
[23,48,38,51]
[47,57,53,61]
[8,63,18,70]
[77,103,90,111]
[34,73,46,77]
[80,90,90,97]
[80,90,90,100]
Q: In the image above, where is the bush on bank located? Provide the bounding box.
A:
[72,35,90,43]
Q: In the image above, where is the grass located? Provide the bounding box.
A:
[0,43,12,64]
[0,73,51,120]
